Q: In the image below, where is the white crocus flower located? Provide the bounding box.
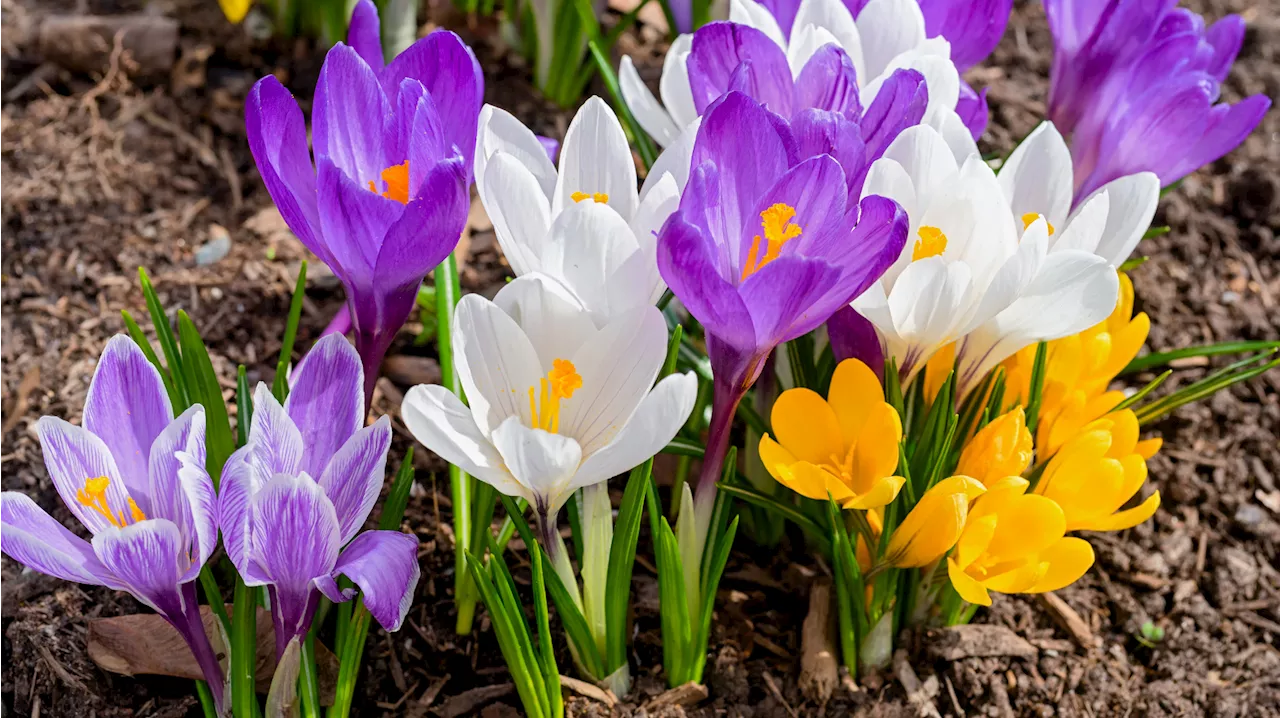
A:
[473,97,695,322]
[852,124,1119,392]
[403,274,697,535]
[619,0,966,148]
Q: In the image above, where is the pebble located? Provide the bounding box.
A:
[195,224,232,265]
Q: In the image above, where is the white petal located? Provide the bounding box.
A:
[865,51,959,126]
[788,25,844,78]
[452,294,545,436]
[619,56,682,149]
[660,35,699,129]
[642,117,701,199]
[401,385,527,499]
[1050,190,1109,255]
[481,153,552,277]
[998,122,1074,231]
[554,97,639,221]
[1082,172,1160,266]
[924,155,1018,281]
[572,371,698,490]
[730,0,788,48]
[543,201,644,319]
[932,108,979,164]
[965,218,1049,333]
[559,305,669,456]
[878,124,960,209]
[792,0,865,77]
[493,274,600,366]
[631,172,680,250]
[888,257,973,347]
[854,0,926,79]
[475,104,558,200]
[490,417,583,509]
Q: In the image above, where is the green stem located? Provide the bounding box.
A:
[299,632,321,718]
[231,578,258,718]
[327,601,373,718]
[199,567,231,633]
[196,680,219,718]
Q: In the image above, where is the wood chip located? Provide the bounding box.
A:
[559,676,617,706]
[432,683,513,718]
[644,681,708,708]
[2,365,40,434]
[893,649,941,718]
[1039,592,1098,650]
[926,625,1038,661]
[799,579,838,703]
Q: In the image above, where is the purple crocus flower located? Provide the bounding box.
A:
[657,91,909,505]
[217,334,418,658]
[1045,0,1270,201]
[0,336,225,711]
[828,304,884,379]
[245,5,480,404]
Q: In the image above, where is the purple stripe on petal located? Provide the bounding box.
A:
[347,0,386,72]
[313,43,393,187]
[245,76,327,265]
[84,336,173,509]
[92,520,189,612]
[319,417,392,545]
[250,475,341,641]
[326,530,420,631]
[1,491,113,586]
[217,449,269,584]
[828,306,885,377]
[688,23,794,118]
[247,383,304,483]
[146,406,216,578]
[860,68,928,162]
[793,45,862,117]
[286,335,367,480]
[35,417,130,535]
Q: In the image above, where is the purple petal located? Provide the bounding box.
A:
[956,82,989,141]
[313,43,393,186]
[746,154,849,264]
[827,306,885,376]
[402,82,451,194]
[286,334,366,480]
[316,156,403,286]
[325,530,420,631]
[835,195,910,298]
[146,406,217,579]
[917,0,1013,71]
[35,417,130,534]
[380,31,484,180]
[245,383,304,483]
[347,0,385,72]
[249,475,341,639]
[668,0,695,33]
[1204,15,1244,82]
[790,109,867,202]
[318,417,392,545]
[860,68,928,162]
[217,449,269,583]
[374,159,469,295]
[741,254,843,346]
[688,23,794,118]
[1,491,113,586]
[245,76,326,264]
[793,45,862,117]
[92,520,189,613]
[657,213,756,352]
[83,335,173,509]
[537,135,560,163]
[1165,94,1270,184]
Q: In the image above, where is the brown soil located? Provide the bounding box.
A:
[2,0,1277,716]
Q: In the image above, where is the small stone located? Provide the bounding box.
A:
[1234,503,1267,532]
[195,224,232,265]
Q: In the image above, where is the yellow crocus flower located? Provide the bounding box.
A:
[886,476,987,568]
[955,407,1034,484]
[759,359,906,510]
[947,477,1095,606]
[218,0,252,23]
[1004,272,1149,456]
[1034,409,1162,532]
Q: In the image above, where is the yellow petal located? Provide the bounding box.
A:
[827,359,884,444]
[923,342,956,405]
[771,387,845,465]
[984,559,1049,594]
[851,402,903,491]
[1028,537,1095,593]
[1106,410,1141,458]
[954,514,997,570]
[887,476,985,568]
[956,408,1032,483]
[1081,491,1161,532]
[777,462,853,503]
[948,558,992,606]
[844,475,905,510]
[1135,437,1162,460]
[758,434,798,481]
[985,494,1066,561]
[218,0,252,23]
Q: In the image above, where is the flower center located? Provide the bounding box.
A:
[1020,212,1055,235]
[571,191,610,204]
[528,359,583,433]
[76,476,145,528]
[368,161,411,204]
[912,226,948,260]
[741,203,803,280]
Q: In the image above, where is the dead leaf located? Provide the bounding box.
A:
[3,365,41,434]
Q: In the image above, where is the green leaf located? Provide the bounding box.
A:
[1111,370,1172,412]
[1134,350,1279,425]
[177,311,235,484]
[1122,340,1280,375]
[379,447,415,531]
[604,463,651,673]
[462,552,547,718]
[663,437,706,458]
[653,516,691,685]
[528,546,563,718]
[1023,341,1049,435]
[273,261,307,403]
[1119,256,1150,271]
[715,481,827,548]
[691,515,737,683]
[139,267,190,408]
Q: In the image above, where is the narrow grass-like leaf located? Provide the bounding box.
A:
[1111,370,1172,412]
[1121,340,1280,375]
[1023,341,1049,434]
[272,261,307,403]
[177,311,236,484]
[605,463,650,673]
[122,309,180,406]
[139,267,189,407]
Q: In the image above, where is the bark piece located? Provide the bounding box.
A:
[644,682,709,708]
[926,624,1038,661]
[1039,592,1099,650]
[799,579,838,703]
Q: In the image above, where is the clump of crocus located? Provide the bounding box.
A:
[218,334,419,662]
[759,359,905,509]
[1,336,226,711]
[245,1,481,403]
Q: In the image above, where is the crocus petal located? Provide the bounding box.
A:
[490,418,583,510]
[793,45,862,117]
[542,197,643,320]
[917,0,1012,71]
[553,97,639,220]
[475,104,558,202]
[83,335,174,507]
[313,43,391,187]
[1028,537,1095,593]
[572,372,698,490]
[771,387,845,465]
[35,417,130,535]
[245,76,325,262]
[218,450,269,584]
[688,23,795,118]
[954,83,989,141]
[828,306,885,373]
[286,334,366,480]
[483,153,554,277]
[492,274,598,368]
[315,158,403,284]
[729,0,789,49]
[1082,491,1161,532]
[452,295,546,435]
[998,122,1074,230]
[147,406,217,579]
[854,0,927,79]
[320,530,420,631]
[93,520,188,612]
[947,557,993,605]
[381,30,484,174]
[860,68,928,162]
[642,117,701,200]
[245,383,305,484]
[1,492,113,586]
[401,384,526,499]
[660,34,700,128]
[319,417,392,545]
[250,475,341,638]
[657,213,756,352]
[620,56,682,148]
[375,159,469,292]
[1080,172,1159,266]
[794,0,866,78]
[347,0,385,72]
[741,254,843,346]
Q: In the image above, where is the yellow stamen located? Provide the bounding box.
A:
[75,476,146,528]
[367,161,411,204]
[571,191,610,204]
[527,359,583,433]
[741,203,803,280]
[912,226,948,260]
[1020,212,1055,235]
